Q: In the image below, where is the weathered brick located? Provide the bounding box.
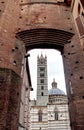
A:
[0,0,84,130]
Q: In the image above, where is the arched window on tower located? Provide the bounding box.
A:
[38,110,42,122]
[41,92,44,96]
[41,86,44,90]
[54,107,58,120]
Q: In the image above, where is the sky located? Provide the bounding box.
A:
[28,49,66,100]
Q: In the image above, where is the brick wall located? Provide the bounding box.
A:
[0,0,84,130]
[0,68,21,130]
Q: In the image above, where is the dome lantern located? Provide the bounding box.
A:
[52,78,57,89]
[49,79,65,95]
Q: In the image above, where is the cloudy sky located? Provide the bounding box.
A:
[28,49,66,100]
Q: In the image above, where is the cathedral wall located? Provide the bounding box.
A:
[30,106,48,130]
[30,98,71,130]
[48,102,71,130]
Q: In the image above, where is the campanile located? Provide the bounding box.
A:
[37,54,48,106]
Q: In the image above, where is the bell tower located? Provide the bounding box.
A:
[37,54,48,106]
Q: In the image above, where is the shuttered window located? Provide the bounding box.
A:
[76,16,84,38]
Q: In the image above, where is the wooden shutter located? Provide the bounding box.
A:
[76,15,84,38]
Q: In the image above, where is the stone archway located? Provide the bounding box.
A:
[16,27,84,130]
[16,27,74,128]
[16,28,74,106]
[16,28,74,52]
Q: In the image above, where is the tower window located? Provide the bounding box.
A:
[40,79,44,83]
[40,67,45,71]
[41,86,44,90]
[38,110,42,122]
[41,92,44,96]
[40,73,44,77]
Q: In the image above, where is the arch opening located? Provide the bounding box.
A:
[16,28,74,130]
[16,28,74,53]
[16,28,74,102]
[28,49,66,99]
[29,49,71,130]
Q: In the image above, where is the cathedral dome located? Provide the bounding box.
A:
[48,88,65,95]
[48,79,65,95]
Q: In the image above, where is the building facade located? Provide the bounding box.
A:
[18,58,31,130]
[30,55,71,130]
[48,79,70,130]
[0,0,84,130]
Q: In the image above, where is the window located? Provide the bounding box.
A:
[41,92,44,96]
[41,60,44,64]
[55,111,58,120]
[40,79,44,83]
[38,110,42,122]
[40,73,44,77]
[40,67,45,71]
[41,86,44,90]
[76,16,84,37]
[78,3,81,15]
[54,107,58,120]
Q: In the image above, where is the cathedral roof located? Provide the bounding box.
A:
[48,88,65,95]
[48,79,65,95]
